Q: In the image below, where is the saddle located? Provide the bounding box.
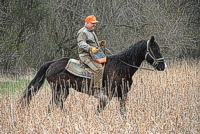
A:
[65,59,94,79]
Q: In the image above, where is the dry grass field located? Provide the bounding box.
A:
[0,59,200,133]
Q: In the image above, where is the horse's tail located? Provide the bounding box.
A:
[19,61,55,107]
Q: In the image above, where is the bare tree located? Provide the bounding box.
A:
[0,0,199,74]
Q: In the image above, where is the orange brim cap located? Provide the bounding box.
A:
[85,15,98,23]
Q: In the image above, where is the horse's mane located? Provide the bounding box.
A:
[107,40,147,61]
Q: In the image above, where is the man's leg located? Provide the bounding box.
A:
[80,55,103,88]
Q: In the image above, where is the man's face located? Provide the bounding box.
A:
[86,22,97,30]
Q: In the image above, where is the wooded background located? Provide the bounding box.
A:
[0,0,200,74]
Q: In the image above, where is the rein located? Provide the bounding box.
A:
[119,60,154,71]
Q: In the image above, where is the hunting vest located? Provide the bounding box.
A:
[77,26,99,56]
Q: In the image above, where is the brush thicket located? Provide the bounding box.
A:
[0,59,199,133]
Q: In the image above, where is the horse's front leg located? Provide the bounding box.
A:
[96,88,109,114]
[118,82,129,119]
[119,94,127,119]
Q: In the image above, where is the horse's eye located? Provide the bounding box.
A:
[152,44,156,50]
[153,44,160,51]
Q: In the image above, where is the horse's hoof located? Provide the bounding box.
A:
[61,108,68,114]
[95,111,100,116]
[122,114,127,120]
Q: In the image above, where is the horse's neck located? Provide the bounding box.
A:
[106,40,147,71]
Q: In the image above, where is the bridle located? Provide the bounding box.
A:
[145,40,165,68]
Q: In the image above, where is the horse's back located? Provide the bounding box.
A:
[46,57,70,78]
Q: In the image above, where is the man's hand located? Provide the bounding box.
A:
[99,40,106,46]
[90,46,99,53]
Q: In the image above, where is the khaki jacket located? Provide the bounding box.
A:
[77,26,99,56]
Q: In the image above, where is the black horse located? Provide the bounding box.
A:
[20,36,165,117]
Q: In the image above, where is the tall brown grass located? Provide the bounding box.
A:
[0,59,199,133]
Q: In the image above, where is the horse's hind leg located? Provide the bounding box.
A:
[59,85,69,111]
[47,83,57,113]
[48,82,69,113]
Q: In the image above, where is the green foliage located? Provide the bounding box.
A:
[0,77,49,94]
[0,78,29,94]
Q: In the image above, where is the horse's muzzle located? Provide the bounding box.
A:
[156,62,166,71]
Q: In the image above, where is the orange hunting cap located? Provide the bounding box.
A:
[85,15,98,23]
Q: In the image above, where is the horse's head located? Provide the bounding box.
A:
[145,36,166,71]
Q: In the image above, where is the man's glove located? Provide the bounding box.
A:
[99,40,106,46]
[90,46,99,53]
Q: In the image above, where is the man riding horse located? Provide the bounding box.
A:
[77,15,106,89]
[20,15,166,117]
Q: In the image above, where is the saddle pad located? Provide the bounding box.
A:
[65,59,94,79]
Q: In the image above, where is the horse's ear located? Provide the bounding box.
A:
[150,36,155,43]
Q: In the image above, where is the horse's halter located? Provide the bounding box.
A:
[145,40,165,68]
